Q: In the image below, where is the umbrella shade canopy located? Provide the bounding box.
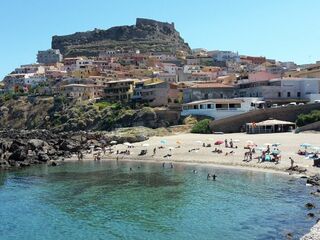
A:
[215,140,224,145]
[123,142,132,146]
[272,150,281,155]
[160,140,167,144]
[142,143,150,147]
[300,143,312,148]
[110,141,117,144]
[246,140,257,147]
[256,147,267,152]
[264,143,272,146]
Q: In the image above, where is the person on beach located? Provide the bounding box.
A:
[212,174,217,181]
[162,162,165,168]
[229,139,233,148]
[289,157,294,169]
[170,163,174,168]
[193,170,197,174]
[225,139,228,148]
[153,147,156,156]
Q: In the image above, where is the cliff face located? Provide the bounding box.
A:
[52,18,191,57]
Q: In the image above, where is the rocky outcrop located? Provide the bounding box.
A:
[0,127,168,169]
[52,18,191,56]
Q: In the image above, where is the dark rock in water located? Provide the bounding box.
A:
[307,174,320,186]
[285,232,293,239]
[8,148,27,162]
[307,212,315,218]
[19,161,30,167]
[37,152,50,162]
[47,160,59,166]
[305,203,316,209]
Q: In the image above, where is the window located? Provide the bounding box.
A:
[207,104,212,109]
[297,92,301,97]
[278,92,281,97]
[287,92,291,97]
[200,104,204,109]
[193,105,198,109]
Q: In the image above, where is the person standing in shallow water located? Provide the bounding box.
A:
[212,174,217,181]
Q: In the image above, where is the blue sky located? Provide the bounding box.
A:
[1,0,320,79]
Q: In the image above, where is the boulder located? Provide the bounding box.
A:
[28,139,46,151]
[305,203,316,209]
[8,148,27,162]
[37,152,50,162]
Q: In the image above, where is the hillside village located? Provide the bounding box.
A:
[1,18,320,130]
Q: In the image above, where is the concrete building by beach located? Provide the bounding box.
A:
[37,49,63,64]
[237,77,320,104]
[181,98,261,120]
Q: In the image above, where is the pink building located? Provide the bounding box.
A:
[248,71,281,81]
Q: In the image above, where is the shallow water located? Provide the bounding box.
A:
[0,161,318,240]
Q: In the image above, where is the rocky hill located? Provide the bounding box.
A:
[52,18,191,57]
[0,96,181,132]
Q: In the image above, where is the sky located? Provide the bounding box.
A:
[1,0,320,79]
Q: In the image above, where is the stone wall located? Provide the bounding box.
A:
[210,103,320,133]
[295,121,320,133]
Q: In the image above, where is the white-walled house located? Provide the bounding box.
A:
[181,98,262,120]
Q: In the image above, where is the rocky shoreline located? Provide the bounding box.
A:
[0,128,150,169]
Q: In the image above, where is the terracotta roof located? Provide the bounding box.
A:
[191,82,235,89]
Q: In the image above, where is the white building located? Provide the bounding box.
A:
[181,98,262,120]
[76,59,94,70]
[163,63,179,75]
[213,51,240,62]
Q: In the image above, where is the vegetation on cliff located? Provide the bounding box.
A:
[296,110,320,127]
[0,95,180,132]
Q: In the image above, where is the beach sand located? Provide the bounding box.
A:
[70,131,320,176]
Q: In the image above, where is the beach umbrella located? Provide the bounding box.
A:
[272,149,281,155]
[160,140,167,145]
[256,147,267,152]
[123,142,132,146]
[246,140,256,147]
[110,140,117,145]
[214,140,224,145]
[142,143,150,147]
[300,143,312,148]
[264,143,272,146]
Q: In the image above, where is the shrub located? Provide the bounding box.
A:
[296,110,320,126]
[191,119,212,134]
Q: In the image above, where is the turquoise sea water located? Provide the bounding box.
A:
[0,161,318,240]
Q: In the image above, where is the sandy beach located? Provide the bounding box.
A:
[71,131,320,176]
